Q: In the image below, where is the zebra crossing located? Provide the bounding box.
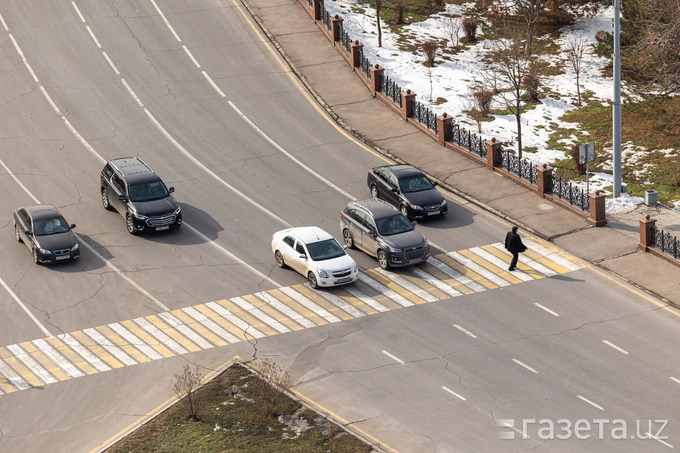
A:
[0,240,580,394]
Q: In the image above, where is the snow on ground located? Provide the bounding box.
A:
[322,0,671,212]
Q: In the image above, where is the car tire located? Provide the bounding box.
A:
[32,247,40,265]
[343,229,355,249]
[126,214,137,235]
[275,250,286,268]
[377,250,390,270]
[15,224,22,243]
[400,205,409,219]
[101,189,112,211]
[370,184,379,199]
[308,272,318,289]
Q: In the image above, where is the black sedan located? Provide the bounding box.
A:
[13,205,80,264]
[367,164,447,219]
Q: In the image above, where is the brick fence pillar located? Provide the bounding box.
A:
[437,114,453,145]
[312,0,322,20]
[370,64,383,97]
[330,15,343,43]
[486,138,502,170]
[536,164,553,197]
[350,40,363,68]
[401,89,416,120]
[588,190,607,226]
[639,214,657,251]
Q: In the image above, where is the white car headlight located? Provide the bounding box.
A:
[411,204,424,211]
[388,246,403,253]
[440,200,447,207]
[133,211,148,220]
[71,243,79,252]
[318,270,329,278]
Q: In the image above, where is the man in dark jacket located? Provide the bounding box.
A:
[504,226,526,271]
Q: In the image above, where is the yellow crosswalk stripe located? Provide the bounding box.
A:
[267,289,328,326]
[18,341,70,381]
[523,248,571,273]
[0,347,42,387]
[351,279,404,310]
[69,331,124,369]
[398,271,449,300]
[480,245,546,280]
[194,304,251,341]
[419,262,476,295]
[94,326,151,364]
[145,315,201,353]
[119,320,175,358]
[214,299,278,337]
[459,249,523,284]
[363,269,429,304]
[44,336,98,375]
[332,288,378,315]
[170,309,229,347]
[436,254,499,289]
[293,285,354,320]
[241,294,304,332]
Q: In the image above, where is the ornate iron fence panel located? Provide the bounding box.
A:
[380,76,402,107]
[413,101,437,134]
[551,174,589,212]
[359,52,371,79]
[499,152,537,184]
[340,27,351,54]
[321,7,331,30]
[652,227,680,259]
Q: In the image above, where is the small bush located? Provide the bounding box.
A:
[422,39,438,66]
[570,144,586,175]
[594,30,613,58]
[462,17,477,43]
[474,90,494,116]
[393,2,406,24]
[522,73,540,102]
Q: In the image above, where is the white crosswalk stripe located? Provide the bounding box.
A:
[83,328,137,366]
[134,318,188,355]
[206,302,266,338]
[279,287,341,323]
[357,273,414,306]
[315,290,366,317]
[0,359,30,390]
[158,312,215,349]
[524,240,581,271]
[231,297,290,333]
[374,268,439,302]
[108,323,164,360]
[408,266,462,298]
[341,284,391,312]
[182,307,241,343]
[32,339,84,378]
[448,251,512,287]
[471,247,533,281]
[426,256,486,292]
[490,243,557,277]
[59,333,111,372]
[253,292,317,328]
[7,344,56,384]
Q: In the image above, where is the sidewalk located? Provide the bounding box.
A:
[243,0,680,307]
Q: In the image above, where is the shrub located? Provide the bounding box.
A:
[474,90,494,116]
[522,73,540,102]
[570,145,586,175]
[422,39,438,66]
[462,17,477,42]
[393,2,406,24]
[594,30,613,58]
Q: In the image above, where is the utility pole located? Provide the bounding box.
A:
[612,0,622,197]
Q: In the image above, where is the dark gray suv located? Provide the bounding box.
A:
[340,199,430,269]
[100,157,182,234]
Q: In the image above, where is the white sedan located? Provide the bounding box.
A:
[271,226,359,289]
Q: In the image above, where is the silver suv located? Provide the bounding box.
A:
[340,199,430,269]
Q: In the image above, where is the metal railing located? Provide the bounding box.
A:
[449,124,486,157]
[550,174,589,212]
[652,227,680,259]
[499,151,538,184]
[414,101,437,134]
[340,27,351,54]
[359,51,371,79]
[321,7,331,30]
[380,75,403,107]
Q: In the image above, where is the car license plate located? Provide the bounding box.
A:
[428,210,440,216]
[56,255,70,260]
[156,226,170,231]
[336,277,352,284]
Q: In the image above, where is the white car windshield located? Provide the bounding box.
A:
[306,239,345,261]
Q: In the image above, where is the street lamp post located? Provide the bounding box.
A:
[612,0,622,197]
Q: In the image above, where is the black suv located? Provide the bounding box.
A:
[340,199,430,269]
[100,157,182,234]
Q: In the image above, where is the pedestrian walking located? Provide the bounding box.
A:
[504,226,527,271]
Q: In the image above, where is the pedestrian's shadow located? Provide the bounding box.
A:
[547,274,584,283]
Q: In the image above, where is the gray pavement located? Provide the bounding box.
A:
[244,0,680,307]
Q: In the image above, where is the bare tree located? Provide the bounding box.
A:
[393,2,406,25]
[464,89,494,133]
[257,358,292,417]
[462,17,478,43]
[375,0,383,48]
[438,16,462,50]
[486,24,539,157]
[564,36,589,106]
[172,364,203,421]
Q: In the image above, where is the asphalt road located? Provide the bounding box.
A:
[0,1,678,452]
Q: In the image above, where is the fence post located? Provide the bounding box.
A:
[401,89,416,120]
[588,190,607,226]
[638,214,657,251]
[536,164,553,197]
[437,113,453,145]
[370,64,384,97]
[486,138,502,170]
[312,0,323,20]
[330,15,343,44]
[350,40,363,68]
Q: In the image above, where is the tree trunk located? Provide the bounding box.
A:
[376,0,382,48]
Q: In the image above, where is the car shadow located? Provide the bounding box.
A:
[130,202,225,246]
[410,201,476,230]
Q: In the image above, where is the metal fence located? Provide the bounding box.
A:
[449,124,486,157]
[414,101,437,134]
[321,7,331,30]
[652,227,680,259]
[359,51,371,79]
[340,26,351,54]
[499,151,538,184]
[550,174,589,212]
[380,74,403,107]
